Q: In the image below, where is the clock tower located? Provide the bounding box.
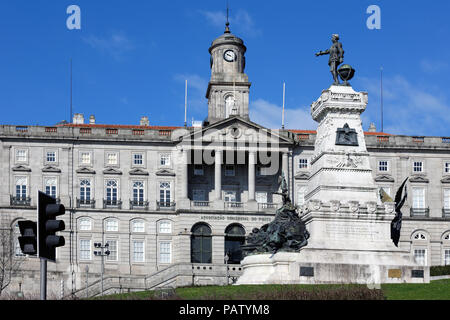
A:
[206,21,251,124]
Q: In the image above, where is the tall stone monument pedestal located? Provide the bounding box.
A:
[237,85,429,285]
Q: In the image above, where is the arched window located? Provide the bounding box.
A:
[413,232,427,240]
[105,218,119,232]
[225,224,246,264]
[132,219,145,233]
[191,223,212,264]
[225,95,236,118]
[133,181,144,204]
[13,222,24,257]
[79,217,92,231]
[80,179,91,202]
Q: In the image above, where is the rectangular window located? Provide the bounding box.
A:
[445,162,450,174]
[133,153,143,166]
[16,149,27,163]
[297,186,307,206]
[80,240,91,260]
[445,250,450,266]
[256,192,268,204]
[159,242,171,264]
[224,191,237,202]
[194,165,204,176]
[46,151,56,163]
[106,153,118,165]
[160,154,171,166]
[412,187,426,209]
[132,241,145,263]
[413,161,423,173]
[378,161,389,172]
[45,177,57,198]
[159,221,172,234]
[444,189,450,210]
[298,158,308,169]
[414,249,426,266]
[225,165,235,177]
[193,189,206,202]
[106,240,118,261]
[81,152,91,165]
[15,177,27,199]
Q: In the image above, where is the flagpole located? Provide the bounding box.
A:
[282,82,285,130]
[184,80,188,127]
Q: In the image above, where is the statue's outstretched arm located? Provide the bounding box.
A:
[315,49,330,56]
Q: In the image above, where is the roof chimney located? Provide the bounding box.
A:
[89,115,96,124]
[368,123,377,133]
[73,113,84,124]
[140,116,149,126]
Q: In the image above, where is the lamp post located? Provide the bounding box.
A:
[94,242,110,296]
[224,252,230,286]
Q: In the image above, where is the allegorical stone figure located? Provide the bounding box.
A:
[315,34,345,85]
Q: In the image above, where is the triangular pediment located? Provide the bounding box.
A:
[409,175,429,183]
[76,167,96,174]
[129,168,149,176]
[42,166,61,173]
[103,168,123,175]
[12,165,31,172]
[155,169,176,176]
[441,176,450,184]
[294,172,311,180]
[374,174,395,183]
[181,116,294,146]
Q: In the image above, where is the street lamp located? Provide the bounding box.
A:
[85,265,89,298]
[94,242,110,296]
[224,252,230,286]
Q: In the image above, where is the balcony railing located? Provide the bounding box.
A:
[10,196,31,206]
[192,201,210,207]
[157,201,176,210]
[103,199,122,209]
[76,198,95,208]
[225,202,243,209]
[410,208,430,217]
[443,209,450,218]
[130,200,149,210]
[258,203,277,211]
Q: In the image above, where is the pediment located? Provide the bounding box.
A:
[103,168,123,175]
[76,167,96,174]
[129,168,149,176]
[42,166,61,173]
[155,169,176,177]
[441,176,450,184]
[374,174,395,183]
[12,165,31,172]
[294,172,311,180]
[409,175,429,183]
[182,116,294,145]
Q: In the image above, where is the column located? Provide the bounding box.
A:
[248,151,256,201]
[282,152,288,179]
[181,149,189,199]
[215,150,222,200]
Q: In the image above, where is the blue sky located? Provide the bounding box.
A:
[0,0,449,136]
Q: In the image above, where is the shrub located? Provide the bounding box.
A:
[430,266,450,277]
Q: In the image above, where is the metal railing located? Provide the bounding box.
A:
[103,199,122,209]
[130,200,149,210]
[410,208,430,217]
[157,201,176,210]
[192,201,210,207]
[10,196,31,206]
[76,198,96,209]
[258,203,277,211]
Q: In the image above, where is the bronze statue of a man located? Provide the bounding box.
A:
[316,34,345,85]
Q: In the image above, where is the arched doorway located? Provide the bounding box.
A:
[225,224,245,264]
[191,223,212,263]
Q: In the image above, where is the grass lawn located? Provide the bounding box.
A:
[94,279,450,300]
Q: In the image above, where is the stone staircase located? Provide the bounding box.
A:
[69,263,243,299]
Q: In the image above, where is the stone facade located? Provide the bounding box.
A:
[1,25,450,296]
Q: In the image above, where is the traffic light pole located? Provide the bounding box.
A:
[40,258,47,300]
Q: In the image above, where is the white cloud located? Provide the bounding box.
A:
[83,31,134,60]
[359,75,450,136]
[249,99,316,130]
[420,59,448,74]
[199,9,261,37]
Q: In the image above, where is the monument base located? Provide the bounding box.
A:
[236,249,430,285]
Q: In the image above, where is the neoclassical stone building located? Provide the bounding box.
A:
[1,24,450,297]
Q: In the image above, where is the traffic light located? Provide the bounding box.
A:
[18,220,37,255]
[37,191,66,262]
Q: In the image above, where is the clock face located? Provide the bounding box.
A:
[223,50,236,62]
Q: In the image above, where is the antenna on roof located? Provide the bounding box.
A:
[70,59,73,124]
[282,82,286,130]
[380,66,384,133]
[225,1,231,33]
[184,80,188,127]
